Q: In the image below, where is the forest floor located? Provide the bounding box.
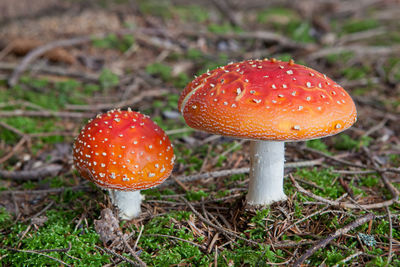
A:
[0,0,399,266]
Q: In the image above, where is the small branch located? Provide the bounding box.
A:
[144,234,206,250]
[180,29,314,50]
[118,232,147,267]
[65,89,168,111]
[3,246,72,267]
[304,147,400,174]
[0,164,63,181]
[210,0,241,27]
[95,245,138,266]
[290,175,398,209]
[293,213,375,267]
[133,225,144,251]
[309,45,400,60]
[0,135,29,164]
[160,159,323,188]
[0,184,89,195]
[9,36,92,87]
[332,251,363,267]
[0,110,95,118]
[0,62,99,82]
[386,207,393,266]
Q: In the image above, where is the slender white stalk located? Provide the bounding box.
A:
[108,190,143,220]
[246,141,287,206]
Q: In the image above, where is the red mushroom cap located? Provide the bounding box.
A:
[73,109,174,190]
[179,58,357,141]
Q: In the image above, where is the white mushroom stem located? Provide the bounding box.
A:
[246,141,287,206]
[108,190,143,220]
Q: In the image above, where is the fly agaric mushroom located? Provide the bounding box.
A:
[73,109,175,219]
[178,58,357,206]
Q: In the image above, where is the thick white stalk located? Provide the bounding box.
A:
[108,190,143,220]
[246,141,287,206]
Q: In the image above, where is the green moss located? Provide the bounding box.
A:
[342,19,380,34]
[92,34,135,52]
[99,69,119,89]
[341,66,371,80]
[360,174,379,187]
[185,190,209,201]
[138,211,210,265]
[138,0,172,19]
[172,5,209,22]
[306,139,330,154]
[146,63,172,81]
[325,51,355,64]
[219,245,285,265]
[0,210,109,266]
[333,134,372,151]
[295,168,342,199]
[311,246,347,266]
[207,23,242,34]
[257,7,299,25]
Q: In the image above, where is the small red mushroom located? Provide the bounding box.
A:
[179,58,357,206]
[73,108,175,219]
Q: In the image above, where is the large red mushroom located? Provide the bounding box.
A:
[73,109,175,219]
[179,58,357,206]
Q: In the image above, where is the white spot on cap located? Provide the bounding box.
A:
[286,70,293,75]
[148,173,155,178]
[102,152,107,156]
[236,88,242,95]
[272,84,277,89]
[253,99,261,104]
[335,124,341,129]
[293,125,301,130]
[306,82,312,88]
[298,106,303,110]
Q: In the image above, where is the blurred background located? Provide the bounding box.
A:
[0,0,399,266]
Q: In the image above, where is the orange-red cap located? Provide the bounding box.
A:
[179,58,357,141]
[73,109,175,190]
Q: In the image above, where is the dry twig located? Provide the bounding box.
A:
[0,164,63,181]
[290,175,398,209]
[293,213,375,267]
[160,159,323,188]
[2,245,72,267]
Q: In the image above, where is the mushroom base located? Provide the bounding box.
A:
[108,190,143,220]
[246,141,287,206]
